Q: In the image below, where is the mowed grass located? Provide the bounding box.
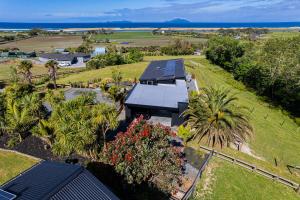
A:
[0,35,83,52]
[0,150,38,185]
[57,62,148,84]
[186,57,300,182]
[193,158,299,200]
[57,55,200,84]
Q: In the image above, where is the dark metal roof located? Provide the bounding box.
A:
[1,161,119,200]
[139,59,186,82]
[39,53,90,61]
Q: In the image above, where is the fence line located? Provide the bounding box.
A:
[199,146,300,192]
[172,150,214,200]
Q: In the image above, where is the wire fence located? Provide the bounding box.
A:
[199,146,300,193]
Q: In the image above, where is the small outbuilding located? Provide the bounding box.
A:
[92,47,106,57]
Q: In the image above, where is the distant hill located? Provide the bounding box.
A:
[165,18,191,23]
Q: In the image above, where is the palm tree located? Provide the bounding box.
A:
[45,60,59,89]
[183,87,252,148]
[92,104,119,148]
[5,100,38,141]
[17,60,33,84]
[33,120,55,147]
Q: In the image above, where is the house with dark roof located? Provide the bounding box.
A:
[139,59,186,85]
[0,161,119,200]
[125,59,189,126]
[39,53,91,67]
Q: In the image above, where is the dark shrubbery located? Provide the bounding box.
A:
[205,36,300,117]
[87,49,144,70]
[205,36,245,71]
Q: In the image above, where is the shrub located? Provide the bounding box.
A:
[177,125,193,145]
[103,116,183,193]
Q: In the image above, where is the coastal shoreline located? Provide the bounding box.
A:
[1,27,300,32]
[62,27,300,32]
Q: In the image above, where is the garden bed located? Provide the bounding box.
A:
[0,134,87,164]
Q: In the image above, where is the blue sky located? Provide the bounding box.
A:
[0,0,299,22]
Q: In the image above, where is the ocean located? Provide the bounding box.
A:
[0,22,300,30]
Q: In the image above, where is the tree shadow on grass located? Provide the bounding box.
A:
[87,162,169,200]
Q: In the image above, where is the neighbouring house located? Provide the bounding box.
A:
[125,59,189,126]
[39,53,91,67]
[92,47,106,57]
[0,161,120,200]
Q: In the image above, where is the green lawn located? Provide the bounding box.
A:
[186,57,300,182]
[57,62,148,84]
[0,150,38,185]
[57,55,200,84]
[193,158,299,200]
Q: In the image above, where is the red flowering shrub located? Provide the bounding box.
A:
[103,116,183,193]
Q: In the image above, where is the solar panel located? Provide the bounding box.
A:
[163,60,176,77]
[0,189,16,200]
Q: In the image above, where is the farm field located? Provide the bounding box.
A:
[92,31,207,47]
[0,35,83,52]
[0,150,38,185]
[186,57,300,182]
[266,31,300,38]
[193,158,299,200]
[92,31,160,40]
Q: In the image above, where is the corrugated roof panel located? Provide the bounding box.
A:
[125,80,188,109]
[1,161,119,200]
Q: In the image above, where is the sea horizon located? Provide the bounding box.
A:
[1,21,300,30]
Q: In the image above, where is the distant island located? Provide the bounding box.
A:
[165,18,191,23]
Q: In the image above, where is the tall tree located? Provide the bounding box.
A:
[184,87,252,148]
[17,60,33,84]
[45,60,59,89]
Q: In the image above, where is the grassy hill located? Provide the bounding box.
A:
[193,158,299,200]
[186,57,300,182]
